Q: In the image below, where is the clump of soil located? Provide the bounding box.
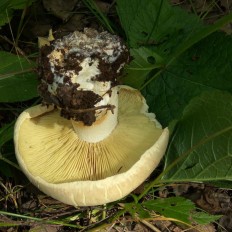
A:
[38,29,130,125]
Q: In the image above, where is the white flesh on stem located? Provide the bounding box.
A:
[71,87,118,143]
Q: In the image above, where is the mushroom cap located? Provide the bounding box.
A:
[14,86,169,206]
[38,28,130,125]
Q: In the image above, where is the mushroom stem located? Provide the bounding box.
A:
[71,87,119,143]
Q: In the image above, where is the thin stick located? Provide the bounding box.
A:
[67,104,115,114]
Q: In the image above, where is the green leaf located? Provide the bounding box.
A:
[0,0,12,26]
[162,90,232,182]
[123,47,163,88]
[0,121,14,147]
[117,0,232,69]
[117,1,232,126]
[124,203,151,219]
[143,197,220,225]
[0,51,35,73]
[117,0,202,48]
[0,73,38,102]
[0,0,34,26]
[123,203,137,217]
[143,197,195,224]
[0,51,38,102]
[143,32,232,126]
[191,212,222,225]
[0,0,10,11]
[166,12,232,66]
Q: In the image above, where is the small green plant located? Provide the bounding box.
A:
[0,0,232,230]
[0,0,34,27]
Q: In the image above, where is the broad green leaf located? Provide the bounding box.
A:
[0,121,14,147]
[143,32,232,126]
[162,91,232,182]
[0,73,38,102]
[117,0,232,127]
[123,47,163,88]
[0,51,38,102]
[143,197,195,224]
[166,12,232,66]
[117,0,202,48]
[0,51,35,73]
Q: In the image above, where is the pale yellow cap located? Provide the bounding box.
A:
[14,86,169,206]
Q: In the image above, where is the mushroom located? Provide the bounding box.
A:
[14,29,169,206]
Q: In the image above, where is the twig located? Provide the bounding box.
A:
[0,35,25,57]
[68,104,115,114]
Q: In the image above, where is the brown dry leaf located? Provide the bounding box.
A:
[95,0,111,14]
[133,223,151,232]
[153,220,183,232]
[220,0,232,10]
[42,0,78,21]
[189,223,216,232]
[219,212,232,231]
[59,14,86,33]
[196,187,231,214]
[29,225,60,232]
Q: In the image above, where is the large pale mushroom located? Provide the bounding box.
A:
[14,29,169,206]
